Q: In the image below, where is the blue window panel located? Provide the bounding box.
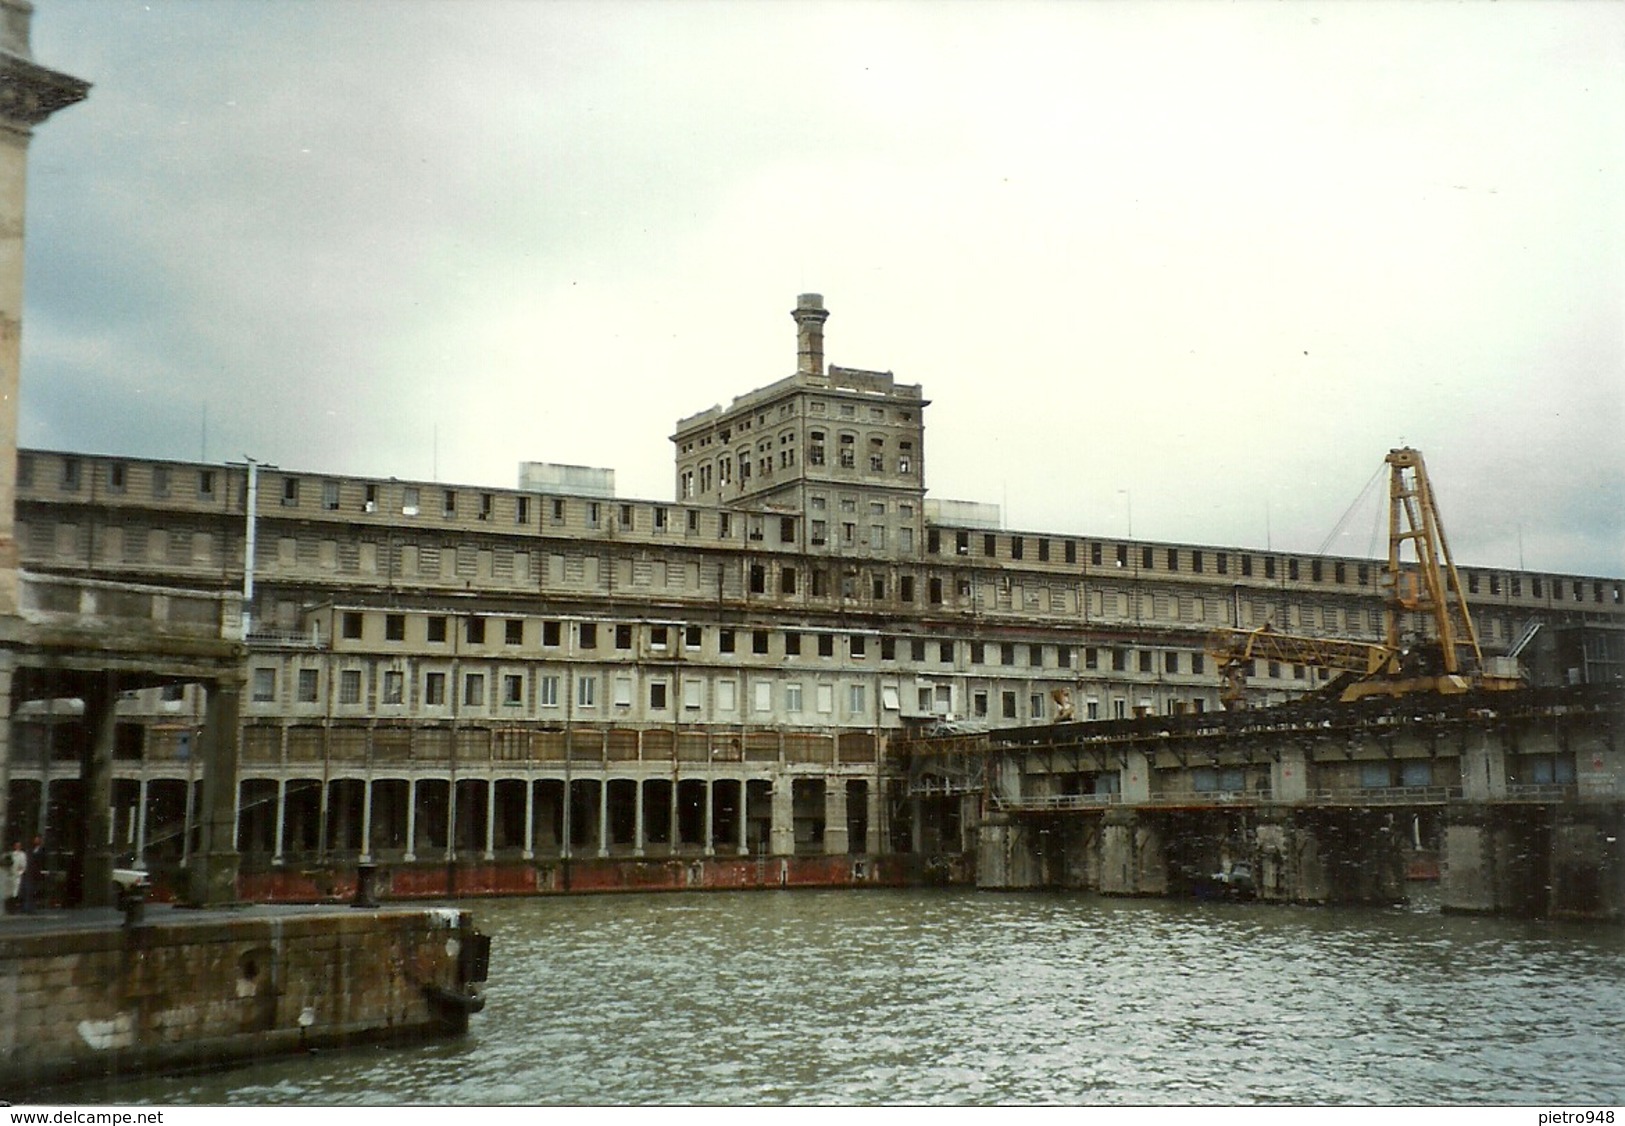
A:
[1400,760,1432,788]
[1360,762,1393,789]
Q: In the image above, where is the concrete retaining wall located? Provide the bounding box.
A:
[0,906,483,1094]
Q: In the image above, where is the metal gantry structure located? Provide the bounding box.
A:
[1208,447,1522,706]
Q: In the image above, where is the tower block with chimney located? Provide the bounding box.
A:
[670,295,928,557]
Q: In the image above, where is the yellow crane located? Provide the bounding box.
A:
[1208,447,1523,708]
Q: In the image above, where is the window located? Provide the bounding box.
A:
[579,623,597,649]
[339,670,362,705]
[1029,644,1043,668]
[781,567,798,595]
[443,490,457,518]
[685,624,702,648]
[1030,693,1044,719]
[1012,536,1024,560]
[503,675,523,706]
[252,668,276,702]
[682,680,702,711]
[940,641,954,663]
[506,619,524,645]
[466,618,486,645]
[717,680,737,712]
[1001,643,1015,666]
[649,681,668,710]
[615,623,633,650]
[276,477,299,508]
[1139,651,1153,673]
[464,674,485,707]
[753,630,770,655]
[297,668,319,703]
[1002,691,1017,719]
[322,481,340,511]
[785,682,803,712]
[341,612,363,640]
[851,634,867,658]
[848,683,866,713]
[427,616,448,643]
[198,469,215,500]
[973,691,988,717]
[539,676,559,707]
[107,462,127,493]
[785,631,802,656]
[1165,652,1180,674]
[818,633,834,657]
[425,672,446,706]
[749,564,766,594]
[151,465,168,497]
[719,629,735,654]
[543,620,561,646]
[385,614,405,642]
[383,671,405,705]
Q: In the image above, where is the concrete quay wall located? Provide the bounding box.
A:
[974,800,1622,921]
[235,852,913,902]
[0,906,485,1095]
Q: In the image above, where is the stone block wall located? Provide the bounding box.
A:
[0,907,482,1093]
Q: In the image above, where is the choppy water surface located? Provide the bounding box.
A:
[59,889,1625,1105]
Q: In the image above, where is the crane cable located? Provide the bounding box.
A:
[1314,463,1387,558]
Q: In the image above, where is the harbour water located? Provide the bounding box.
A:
[53,888,1625,1105]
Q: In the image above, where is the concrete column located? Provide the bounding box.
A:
[561,776,572,860]
[668,774,679,855]
[597,777,608,858]
[1460,730,1509,801]
[1273,745,1310,803]
[0,657,13,841]
[0,11,89,618]
[484,777,496,860]
[187,677,243,907]
[135,776,149,861]
[445,776,457,861]
[736,778,748,857]
[402,777,416,862]
[909,794,923,855]
[866,781,882,856]
[633,777,645,858]
[522,778,535,860]
[359,777,374,863]
[823,775,849,854]
[769,777,795,856]
[81,671,118,908]
[702,778,714,856]
[1120,751,1153,803]
[273,777,287,864]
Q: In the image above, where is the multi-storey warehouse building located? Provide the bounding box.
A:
[9,296,1624,898]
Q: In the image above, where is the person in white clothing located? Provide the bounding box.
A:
[4,841,25,911]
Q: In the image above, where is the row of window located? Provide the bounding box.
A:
[252,665,894,717]
[334,612,1232,674]
[680,430,917,498]
[22,454,1621,604]
[677,396,917,456]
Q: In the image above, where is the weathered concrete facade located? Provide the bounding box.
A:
[905,688,1624,920]
[8,269,1625,901]
[0,906,487,1094]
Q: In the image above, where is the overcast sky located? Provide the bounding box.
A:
[21,0,1624,578]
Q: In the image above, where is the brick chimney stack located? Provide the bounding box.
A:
[792,293,829,376]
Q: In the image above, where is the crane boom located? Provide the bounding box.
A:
[1210,447,1521,707]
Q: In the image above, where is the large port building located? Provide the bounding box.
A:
[7,296,1622,897]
